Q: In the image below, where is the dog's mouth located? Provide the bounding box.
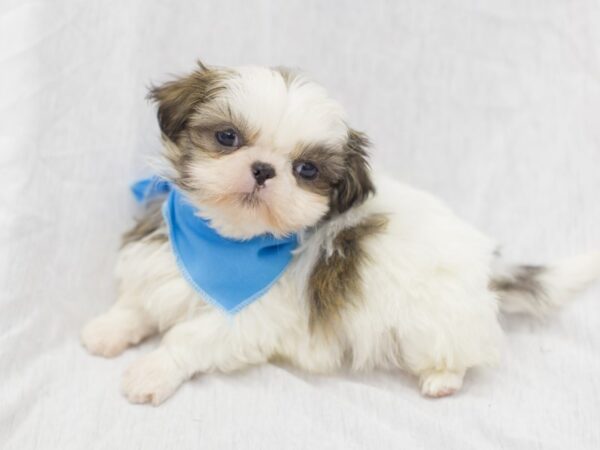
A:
[241,180,275,206]
[199,183,267,208]
[240,189,262,207]
[193,184,300,238]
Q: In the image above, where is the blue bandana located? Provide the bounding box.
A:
[131,177,298,314]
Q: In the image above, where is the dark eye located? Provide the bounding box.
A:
[215,129,239,147]
[294,161,319,180]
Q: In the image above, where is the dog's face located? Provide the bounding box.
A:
[150,63,374,239]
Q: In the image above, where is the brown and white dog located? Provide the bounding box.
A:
[81,62,600,405]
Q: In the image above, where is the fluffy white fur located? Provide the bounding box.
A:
[81,64,600,405]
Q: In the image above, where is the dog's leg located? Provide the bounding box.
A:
[395,280,503,398]
[121,313,273,405]
[418,368,466,398]
[81,304,157,358]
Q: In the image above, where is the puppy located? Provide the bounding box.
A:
[81,62,600,405]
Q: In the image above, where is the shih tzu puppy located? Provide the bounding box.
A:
[81,61,600,405]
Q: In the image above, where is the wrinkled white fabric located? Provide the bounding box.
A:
[1,0,599,449]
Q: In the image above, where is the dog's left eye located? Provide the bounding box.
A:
[215,129,239,147]
[294,161,319,180]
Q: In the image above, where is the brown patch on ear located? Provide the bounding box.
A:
[308,214,388,330]
[330,130,375,214]
[148,61,228,143]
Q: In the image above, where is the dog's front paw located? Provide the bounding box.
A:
[419,369,465,398]
[122,349,186,406]
[81,309,154,358]
[81,314,131,358]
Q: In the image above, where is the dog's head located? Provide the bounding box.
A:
[150,62,374,239]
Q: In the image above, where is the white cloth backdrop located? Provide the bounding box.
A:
[1,0,599,448]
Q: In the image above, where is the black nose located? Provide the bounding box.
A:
[251,162,276,185]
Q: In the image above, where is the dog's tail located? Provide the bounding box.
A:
[491,252,600,316]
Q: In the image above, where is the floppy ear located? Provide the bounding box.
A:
[148,61,221,142]
[330,130,375,214]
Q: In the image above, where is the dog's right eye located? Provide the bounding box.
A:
[215,129,239,147]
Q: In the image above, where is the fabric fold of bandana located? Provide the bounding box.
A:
[130,177,298,314]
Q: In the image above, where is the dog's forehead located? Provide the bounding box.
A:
[223,66,348,150]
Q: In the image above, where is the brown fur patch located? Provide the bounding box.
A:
[329,130,375,214]
[292,129,375,215]
[122,201,167,247]
[308,214,388,330]
[148,61,231,143]
[489,265,546,299]
[292,143,346,196]
[148,63,245,191]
